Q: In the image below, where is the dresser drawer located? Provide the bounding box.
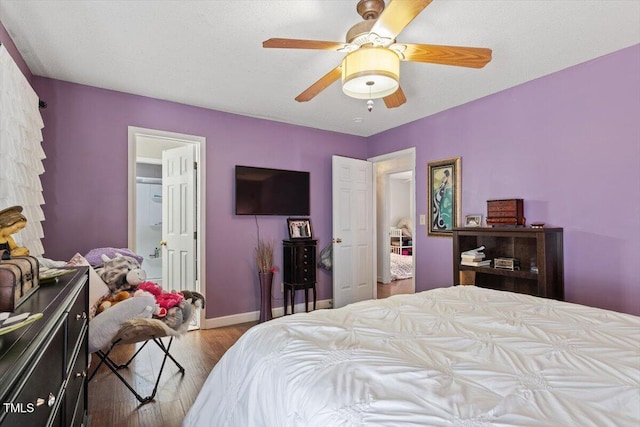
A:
[65,338,88,427]
[67,382,86,427]
[283,240,317,287]
[2,319,65,426]
[66,280,88,372]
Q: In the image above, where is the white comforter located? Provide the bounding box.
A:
[183,286,640,427]
[390,252,412,280]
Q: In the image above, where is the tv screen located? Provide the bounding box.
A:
[235,166,310,216]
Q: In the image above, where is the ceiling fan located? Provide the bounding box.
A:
[263,0,492,110]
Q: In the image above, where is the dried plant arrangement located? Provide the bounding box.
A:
[256,239,274,274]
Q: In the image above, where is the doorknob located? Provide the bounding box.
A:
[333,238,342,243]
[160,241,167,246]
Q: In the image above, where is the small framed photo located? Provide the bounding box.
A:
[464,214,482,227]
[287,218,313,239]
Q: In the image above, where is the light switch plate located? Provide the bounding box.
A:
[419,214,426,225]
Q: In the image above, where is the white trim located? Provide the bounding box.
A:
[127,126,207,329]
[368,147,416,292]
[204,299,333,329]
[368,147,416,163]
[136,156,162,165]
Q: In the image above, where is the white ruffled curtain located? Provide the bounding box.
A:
[0,44,46,256]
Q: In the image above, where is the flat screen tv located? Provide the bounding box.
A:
[235,165,310,216]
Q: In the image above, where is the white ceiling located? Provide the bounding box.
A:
[1,0,638,137]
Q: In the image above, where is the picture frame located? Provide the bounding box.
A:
[464,214,482,227]
[287,218,313,239]
[427,157,461,237]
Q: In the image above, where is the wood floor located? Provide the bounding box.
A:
[88,322,256,427]
[377,278,413,299]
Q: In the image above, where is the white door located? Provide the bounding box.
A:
[162,145,196,294]
[332,155,375,309]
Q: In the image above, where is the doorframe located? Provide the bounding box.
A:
[127,126,207,327]
[368,147,416,293]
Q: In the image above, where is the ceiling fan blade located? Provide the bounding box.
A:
[371,0,432,41]
[263,38,348,51]
[399,43,492,68]
[383,86,407,108]
[295,66,342,102]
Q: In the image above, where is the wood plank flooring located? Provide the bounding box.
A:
[88,322,256,427]
[377,278,413,299]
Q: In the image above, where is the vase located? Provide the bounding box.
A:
[258,271,274,323]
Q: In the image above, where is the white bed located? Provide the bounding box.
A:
[390,252,412,280]
[183,286,640,427]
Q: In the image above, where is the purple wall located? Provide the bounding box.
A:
[32,78,367,317]
[368,44,640,315]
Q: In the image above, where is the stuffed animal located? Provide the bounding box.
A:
[98,253,147,293]
[135,281,183,318]
[93,253,205,332]
[133,283,205,330]
[163,290,205,330]
[96,290,131,314]
[164,299,190,330]
[179,290,205,308]
[137,281,183,310]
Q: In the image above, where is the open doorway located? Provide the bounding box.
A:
[369,148,416,299]
[387,171,414,290]
[127,126,206,328]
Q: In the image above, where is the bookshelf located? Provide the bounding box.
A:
[453,227,564,300]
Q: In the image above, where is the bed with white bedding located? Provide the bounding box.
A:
[390,252,412,280]
[183,286,640,427]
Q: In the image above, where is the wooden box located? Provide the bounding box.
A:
[486,199,525,226]
[0,256,40,312]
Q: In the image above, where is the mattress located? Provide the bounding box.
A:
[183,286,640,427]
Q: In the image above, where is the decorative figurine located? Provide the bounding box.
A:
[0,206,30,256]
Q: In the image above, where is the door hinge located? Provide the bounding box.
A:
[194,231,197,239]
[193,161,198,170]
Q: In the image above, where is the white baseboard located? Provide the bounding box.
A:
[204,299,332,329]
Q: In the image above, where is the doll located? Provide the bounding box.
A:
[0,206,30,256]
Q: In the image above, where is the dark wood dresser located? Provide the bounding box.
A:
[283,239,317,314]
[0,267,89,427]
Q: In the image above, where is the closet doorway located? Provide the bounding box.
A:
[369,148,416,297]
[127,127,206,328]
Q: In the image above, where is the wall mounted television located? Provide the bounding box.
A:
[235,165,310,216]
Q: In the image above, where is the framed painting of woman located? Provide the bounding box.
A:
[427,157,461,237]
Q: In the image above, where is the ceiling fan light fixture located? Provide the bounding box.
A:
[341,47,400,100]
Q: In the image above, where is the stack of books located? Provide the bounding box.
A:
[460,246,491,267]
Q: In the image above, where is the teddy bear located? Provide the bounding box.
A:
[98,253,147,293]
[96,290,132,314]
